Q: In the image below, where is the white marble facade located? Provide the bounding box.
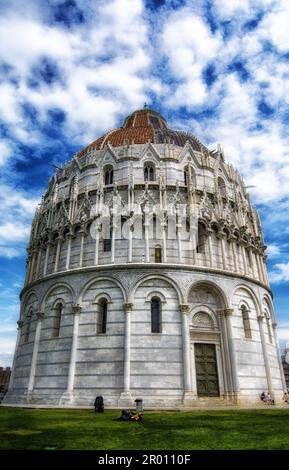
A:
[5,109,286,407]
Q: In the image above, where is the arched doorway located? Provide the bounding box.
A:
[190,312,221,397]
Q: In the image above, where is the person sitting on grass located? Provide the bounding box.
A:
[265,392,275,405]
[283,391,289,404]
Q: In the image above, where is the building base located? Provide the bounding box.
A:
[118,391,134,408]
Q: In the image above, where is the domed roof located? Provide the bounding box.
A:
[79,108,207,156]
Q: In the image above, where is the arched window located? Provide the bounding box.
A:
[184,167,188,185]
[217,177,226,197]
[144,163,155,181]
[184,165,196,186]
[196,222,206,254]
[103,219,112,252]
[69,176,76,198]
[155,246,162,263]
[152,214,157,239]
[97,298,108,334]
[241,305,251,339]
[53,302,63,337]
[104,165,113,185]
[23,310,32,343]
[151,296,161,333]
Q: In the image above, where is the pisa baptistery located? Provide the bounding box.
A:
[6,108,286,408]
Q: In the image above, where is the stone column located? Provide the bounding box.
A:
[217,310,231,398]
[119,302,134,406]
[162,223,167,263]
[231,240,239,273]
[35,248,42,279]
[28,251,37,284]
[256,254,264,283]
[257,315,274,395]
[190,343,198,396]
[180,304,195,404]
[24,255,32,286]
[61,304,81,404]
[54,236,63,273]
[253,252,259,280]
[190,222,197,265]
[128,225,133,262]
[27,312,44,395]
[65,234,73,270]
[144,223,150,262]
[111,223,116,264]
[207,230,213,268]
[94,227,100,266]
[7,320,23,392]
[43,241,53,276]
[79,232,85,268]
[261,256,269,285]
[177,224,183,263]
[241,244,248,275]
[224,308,240,399]
[219,233,227,270]
[272,322,287,392]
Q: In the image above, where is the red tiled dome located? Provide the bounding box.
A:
[79,108,207,156]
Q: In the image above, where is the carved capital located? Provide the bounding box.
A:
[36,311,44,320]
[17,320,24,329]
[257,314,265,322]
[179,304,190,314]
[272,321,277,329]
[123,302,133,312]
[72,304,82,314]
[224,308,234,316]
[217,308,233,317]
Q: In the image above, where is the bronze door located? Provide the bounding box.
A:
[195,343,219,397]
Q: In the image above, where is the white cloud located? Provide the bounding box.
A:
[259,2,289,52]
[161,9,222,108]
[269,262,289,283]
[0,140,13,166]
[266,244,281,258]
[0,247,23,258]
[0,183,39,258]
[0,0,153,151]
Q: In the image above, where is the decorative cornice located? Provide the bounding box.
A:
[20,263,273,299]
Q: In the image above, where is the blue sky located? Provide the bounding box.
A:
[0,0,289,366]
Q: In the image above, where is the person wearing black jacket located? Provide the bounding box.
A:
[94,396,104,412]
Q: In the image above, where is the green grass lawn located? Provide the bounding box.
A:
[1,407,289,450]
